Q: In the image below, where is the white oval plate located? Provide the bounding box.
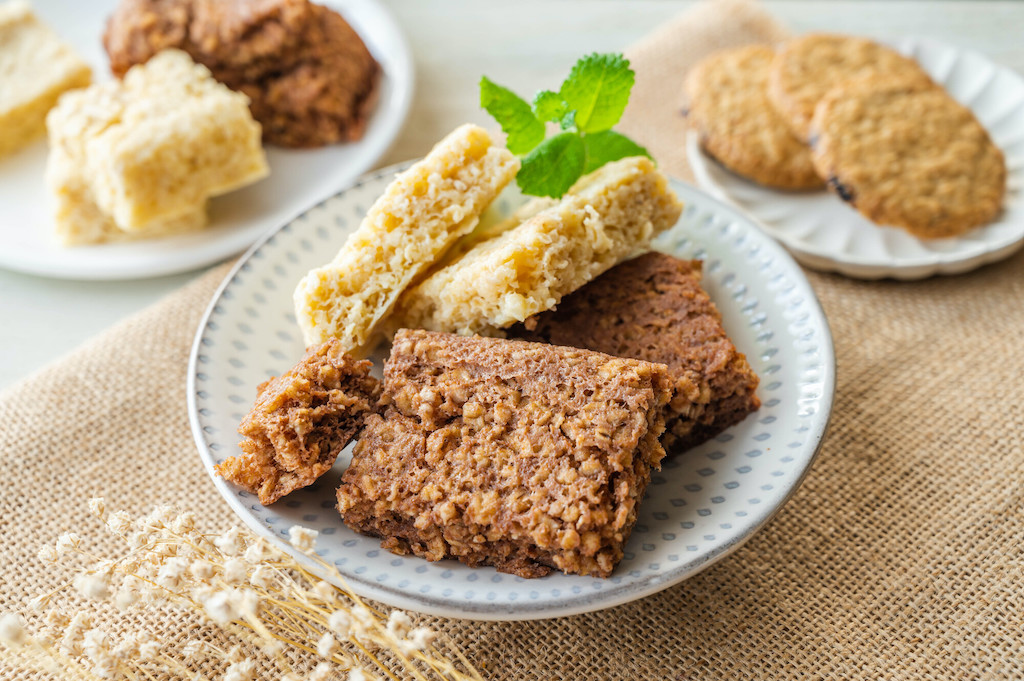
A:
[188,166,836,620]
[688,36,1024,280]
[0,0,413,281]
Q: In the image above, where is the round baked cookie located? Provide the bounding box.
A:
[810,78,1006,238]
[684,45,823,190]
[769,33,933,141]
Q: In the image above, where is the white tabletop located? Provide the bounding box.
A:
[3,0,1023,388]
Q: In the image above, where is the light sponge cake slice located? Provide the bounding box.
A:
[0,0,91,158]
[393,157,683,336]
[293,124,520,354]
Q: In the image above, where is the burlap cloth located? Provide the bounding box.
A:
[3,1,1023,678]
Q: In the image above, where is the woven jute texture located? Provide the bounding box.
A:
[3,1,1023,678]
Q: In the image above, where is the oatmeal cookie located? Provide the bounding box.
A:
[103,0,379,148]
[684,45,822,189]
[810,78,1006,238]
[768,33,932,141]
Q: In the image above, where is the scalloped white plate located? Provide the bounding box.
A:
[688,36,1024,280]
[188,167,836,620]
[0,0,413,281]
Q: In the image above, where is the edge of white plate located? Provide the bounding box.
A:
[687,132,1024,281]
[187,167,837,620]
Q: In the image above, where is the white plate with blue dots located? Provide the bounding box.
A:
[187,165,836,620]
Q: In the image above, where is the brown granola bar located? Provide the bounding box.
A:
[103,0,380,148]
[216,339,380,505]
[336,329,673,578]
[511,252,760,452]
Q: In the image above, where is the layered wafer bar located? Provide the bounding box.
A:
[511,252,760,452]
[216,340,381,505]
[336,329,674,578]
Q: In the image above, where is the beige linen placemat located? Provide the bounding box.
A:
[3,1,1023,678]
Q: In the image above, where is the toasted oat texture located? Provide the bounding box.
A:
[293,124,520,354]
[336,329,673,578]
[46,49,268,245]
[0,0,91,158]
[394,157,683,336]
[104,0,380,148]
[810,78,1006,238]
[685,45,822,190]
[216,339,381,506]
[511,252,760,452]
[768,33,932,141]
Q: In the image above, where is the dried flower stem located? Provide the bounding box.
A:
[0,499,484,681]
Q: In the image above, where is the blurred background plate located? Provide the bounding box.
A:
[0,0,413,280]
[688,36,1024,280]
[188,167,835,620]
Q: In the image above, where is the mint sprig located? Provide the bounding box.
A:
[480,53,650,198]
[517,133,585,199]
[479,77,545,155]
[558,53,635,133]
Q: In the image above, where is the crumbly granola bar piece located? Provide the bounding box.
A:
[684,45,823,189]
[336,329,673,578]
[293,124,520,354]
[216,339,381,506]
[809,77,1005,238]
[103,0,380,148]
[45,49,268,244]
[0,0,91,157]
[511,252,760,452]
[393,156,683,336]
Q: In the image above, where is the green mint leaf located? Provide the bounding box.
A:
[517,132,586,198]
[582,130,650,174]
[559,110,576,131]
[558,53,635,133]
[532,90,568,123]
[479,76,546,155]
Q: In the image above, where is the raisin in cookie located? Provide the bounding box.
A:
[685,45,822,190]
[769,34,932,141]
[810,78,1006,238]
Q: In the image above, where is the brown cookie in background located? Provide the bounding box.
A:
[768,33,933,141]
[103,0,379,148]
[684,45,823,190]
[810,78,1006,238]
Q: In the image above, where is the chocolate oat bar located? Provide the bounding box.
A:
[511,252,760,452]
[336,329,673,578]
[216,339,380,505]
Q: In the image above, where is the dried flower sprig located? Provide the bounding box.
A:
[0,499,482,681]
